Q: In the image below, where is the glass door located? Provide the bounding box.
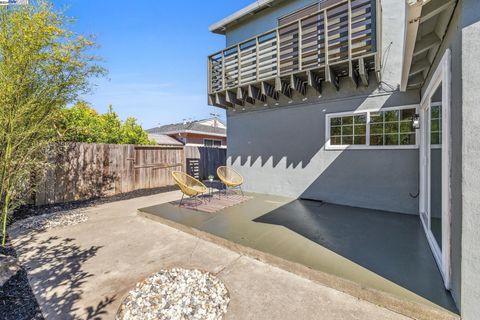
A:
[419,49,451,289]
[421,85,443,260]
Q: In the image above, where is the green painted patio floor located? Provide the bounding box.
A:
[139,193,458,314]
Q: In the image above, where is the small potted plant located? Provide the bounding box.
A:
[208,174,214,182]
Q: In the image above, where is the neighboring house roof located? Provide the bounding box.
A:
[148,134,184,146]
[147,118,227,137]
[210,0,285,34]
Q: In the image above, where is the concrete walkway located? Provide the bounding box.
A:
[10,191,409,320]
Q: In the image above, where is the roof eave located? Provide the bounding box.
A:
[209,0,279,35]
[159,130,227,137]
[401,2,424,91]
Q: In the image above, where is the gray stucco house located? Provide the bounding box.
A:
[207,0,480,318]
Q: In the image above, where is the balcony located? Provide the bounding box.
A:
[208,0,382,109]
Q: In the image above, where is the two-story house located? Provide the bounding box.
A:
[208,0,479,318]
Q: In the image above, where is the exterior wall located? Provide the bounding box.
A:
[460,0,480,318]
[420,0,463,309]
[225,0,420,214]
[184,133,227,148]
[225,0,319,47]
[228,88,420,214]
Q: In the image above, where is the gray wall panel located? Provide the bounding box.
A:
[227,90,421,214]
[460,0,480,318]
[421,0,463,309]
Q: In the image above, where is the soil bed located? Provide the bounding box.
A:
[0,237,44,320]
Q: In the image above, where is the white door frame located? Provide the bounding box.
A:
[419,49,452,289]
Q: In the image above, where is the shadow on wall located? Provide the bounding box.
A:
[301,149,419,213]
[13,233,115,319]
[228,85,418,168]
[227,87,421,214]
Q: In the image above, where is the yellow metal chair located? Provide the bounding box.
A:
[171,171,208,206]
[217,166,244,196]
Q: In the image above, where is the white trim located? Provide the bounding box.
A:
[419,48,451,289]
[401,2,423,91]
[325,105,420,150]
[185,142,227,149]
[209,0,279,34]
[159,130,227,138]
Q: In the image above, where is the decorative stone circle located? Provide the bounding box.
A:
[116,268,230,320]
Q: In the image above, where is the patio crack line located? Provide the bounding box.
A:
[213,254,244,277]
[187,238,201,263]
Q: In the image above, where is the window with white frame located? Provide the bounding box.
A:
[430,102,442,145]
[204,139,222,148]
[329,114,367,146]
[326,106,418,149]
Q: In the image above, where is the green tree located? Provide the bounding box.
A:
[62,102,155,145]
[101,105,123,144]
[119,116,154,145]
[62,101,105,143]
[0,2,105,246]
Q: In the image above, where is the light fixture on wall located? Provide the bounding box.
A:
[412,114,420,129]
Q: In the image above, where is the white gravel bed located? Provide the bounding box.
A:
[117,268,230,320]
[14,209,88,232]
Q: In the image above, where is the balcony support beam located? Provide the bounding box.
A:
[237,87,256,106]
[349,61,359,88]
[215,92,233,109]
[290,74,307,96]
[375,54,382,83]
[275,77,293,99]
[248,85,266,102]
[208,94,226,108]
[260,82,278,100]
[358,58,369,87]
[325,66,339,91]
[226,90,244,107]
[306,70,322,96]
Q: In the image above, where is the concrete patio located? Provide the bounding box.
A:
[9,191,410,320]
[139,192,459,320]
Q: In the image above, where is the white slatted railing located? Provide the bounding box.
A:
[208,0,379,94]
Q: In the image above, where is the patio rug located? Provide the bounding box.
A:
[172,194,252,213]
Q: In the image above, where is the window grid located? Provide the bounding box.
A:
[330,114,367,146]
[431,103,442,145]
[204,139,222,148]
[328,107,417,148]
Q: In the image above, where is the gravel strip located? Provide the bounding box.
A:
[10,186,178,226]
[14,209,88,232]
[117,268,229,320]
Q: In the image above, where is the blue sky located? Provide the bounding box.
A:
[52,0,253,129]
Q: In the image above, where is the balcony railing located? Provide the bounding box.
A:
[208,0,382,108]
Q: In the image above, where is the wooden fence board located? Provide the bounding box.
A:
[35,143,184,206]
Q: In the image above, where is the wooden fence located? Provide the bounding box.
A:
[35,143,184,206]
